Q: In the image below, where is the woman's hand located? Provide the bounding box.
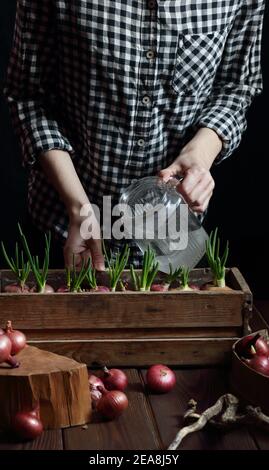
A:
[159,128,223,213]
[64,215,105,270]
[40,149,105,269]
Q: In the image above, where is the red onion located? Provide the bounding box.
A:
[189,284,200,291]
[97,389,128,420]
[253,336,269,356]
[237,333,269,359]
[4,321,26,355]
[91,286,110,292]
[146,364,176,393]
[102,367,128,391]
[0,334,20,368]
[31,284,54,293]
[57,286,70,293]
[12,410,43,441]
[151,284,169,292]
[4,283,30,293]
[245,355,269,377]
[88,374,105,407]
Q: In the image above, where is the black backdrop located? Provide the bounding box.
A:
[0,1,268,298]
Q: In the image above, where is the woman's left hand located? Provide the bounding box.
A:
[159,127,222,213]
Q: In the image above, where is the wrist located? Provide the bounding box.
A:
[68,199,91,224]
[181,127,223,170]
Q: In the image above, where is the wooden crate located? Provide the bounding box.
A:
[0,268,253,367]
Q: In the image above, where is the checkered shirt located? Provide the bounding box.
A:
[4,0,264,264]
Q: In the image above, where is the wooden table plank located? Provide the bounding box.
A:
[63,369,161,450]
[142,368,258,450]
[0,430,63,450]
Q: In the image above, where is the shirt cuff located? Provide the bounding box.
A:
[196,100,246,164]
[21,120,74,167]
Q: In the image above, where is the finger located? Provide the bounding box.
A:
[177,167,205,200]
[187,177,214,207]
[192,190,214,213]
[89,239,105,271]
[158,163,184,182]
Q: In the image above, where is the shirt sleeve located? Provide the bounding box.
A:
[196,0,265,163]
[3,0,74,167]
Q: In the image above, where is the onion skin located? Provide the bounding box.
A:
[237,333,269,359]
[91,286,110,292]
[57,286,70,293]
[245,355,269,377]
[97,390,128,420]
[189,284,200,291]
[12,411,43,441]
[253,337,269,357]
[4,284,30,294]
[88,374,105,407]
[5,321,26,356]
[102,367,128,392]
[151,284,169,292]
[146,364,176,394]
[0,334,20,368]
[31,284,54,294]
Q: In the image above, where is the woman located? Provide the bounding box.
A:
[4,0,265,268]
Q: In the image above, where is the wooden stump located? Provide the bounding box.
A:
[0,345,91,430]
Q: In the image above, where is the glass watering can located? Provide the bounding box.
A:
[119,176,208,273]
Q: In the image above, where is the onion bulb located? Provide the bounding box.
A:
[4,321,26,355]
[102,367,128,391]
[12,410,43,441]
[88,373,105,407]
[0,334,20,368]
[245,355,269,377]
[146,364,176,393]
[97,390,128,420]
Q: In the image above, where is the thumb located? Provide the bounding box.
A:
[89,239,105,271]
[159,161,184,183]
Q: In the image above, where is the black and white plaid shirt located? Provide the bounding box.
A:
[4,0,264,262]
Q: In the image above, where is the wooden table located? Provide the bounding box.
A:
[0,304,268,451]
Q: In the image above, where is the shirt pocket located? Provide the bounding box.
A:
[170,29,228,98]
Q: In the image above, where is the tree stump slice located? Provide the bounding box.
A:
[0,345,91,430]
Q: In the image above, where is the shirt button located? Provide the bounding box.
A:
[146,50,155,60]
[142,95,151,105]
[137,139,145,147]
[148,0,156,8]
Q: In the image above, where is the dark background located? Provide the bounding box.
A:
[0,1,268,298]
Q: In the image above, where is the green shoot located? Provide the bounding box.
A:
[68,256,91,292]
[165,263,182,287]
[179,266,192,291]
[130,246,159,292]
[103,242,130,292]
[85,259,97,290]
[1,241,30,289]
[18,223,51,293]
[205,228,229,288]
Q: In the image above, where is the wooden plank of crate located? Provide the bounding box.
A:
[141,368,258,450]
[23,326,240,340]
[0,430,63,450]
[63,369,162,450]
[0,291,244,329]
[27,337,236,367]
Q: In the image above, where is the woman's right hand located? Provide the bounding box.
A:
[40,149,105,270]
